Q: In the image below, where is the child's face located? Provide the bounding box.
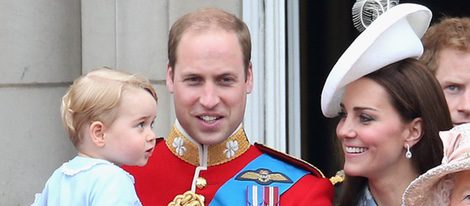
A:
[103,87,157,166]
[450,170,470,206]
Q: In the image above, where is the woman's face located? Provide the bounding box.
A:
[450,170,470,206]
[337,77,411,179]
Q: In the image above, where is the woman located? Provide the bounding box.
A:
[403,123,470,206]
[321,3,453,206]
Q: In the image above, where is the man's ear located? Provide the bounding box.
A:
[89,121,106,148]
[405,117,423,147]
[246,62,253,94]
[166,64,174,93]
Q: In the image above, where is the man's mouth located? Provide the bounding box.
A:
[199,115,221,123]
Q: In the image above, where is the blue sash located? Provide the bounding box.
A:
[209,154,309,206]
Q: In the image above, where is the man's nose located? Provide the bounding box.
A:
[456,89,470,115]
[199,82,220,108]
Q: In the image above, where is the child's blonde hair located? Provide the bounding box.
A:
[61,67,157,147]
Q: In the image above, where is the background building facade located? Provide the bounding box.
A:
[1,0,292,204]
[1,0,468,205]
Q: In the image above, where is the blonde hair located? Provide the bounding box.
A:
[61,67,157,147]
[432,174,455,206]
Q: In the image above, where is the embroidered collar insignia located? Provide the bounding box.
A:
[166,124,250,166]
[235,168,293,185]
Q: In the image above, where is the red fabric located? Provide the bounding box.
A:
[255,143,324,177]
[281,174,334,205]
[123,141,333,205]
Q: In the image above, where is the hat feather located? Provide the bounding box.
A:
[352,0,400,32]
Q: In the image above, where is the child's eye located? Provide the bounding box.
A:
[150,120,155,128]
[137,122,145,128]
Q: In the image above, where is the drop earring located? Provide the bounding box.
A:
[405,144,412,159]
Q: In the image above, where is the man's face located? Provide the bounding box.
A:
[435,48,470,125]
[166,28,253,145]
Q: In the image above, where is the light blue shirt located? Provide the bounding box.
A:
[358,186,377,206]
[32,156,141,206]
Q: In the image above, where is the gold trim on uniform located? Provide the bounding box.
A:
[235,168,293,185]
[196,177,207,189]
[329,170,345,185]
[166,125,251,166]
[168,191,205,206]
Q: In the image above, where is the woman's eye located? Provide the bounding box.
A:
[359,114,373,123]
[337,111,346,119]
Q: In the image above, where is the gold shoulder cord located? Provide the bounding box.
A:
[168,191,205,206]
[329,170,345,185]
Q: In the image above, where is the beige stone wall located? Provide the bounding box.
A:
[0,0,81,204]
[0,0,241,205]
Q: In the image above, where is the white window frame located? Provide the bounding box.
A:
[242,0,301,157]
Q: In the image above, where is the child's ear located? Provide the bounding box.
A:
[89,121,106,147]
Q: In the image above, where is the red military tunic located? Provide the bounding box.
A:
[124,124,333,205]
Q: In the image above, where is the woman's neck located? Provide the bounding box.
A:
[367,159,418,206]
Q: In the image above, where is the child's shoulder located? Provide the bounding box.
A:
[61,156,132,182]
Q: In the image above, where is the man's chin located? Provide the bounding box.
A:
[193,135,227,145]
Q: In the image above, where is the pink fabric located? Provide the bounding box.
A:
[440,125,470,164]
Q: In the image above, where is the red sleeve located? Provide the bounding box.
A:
[281,174,334,205]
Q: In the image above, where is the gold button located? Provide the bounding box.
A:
[196,177,207,189]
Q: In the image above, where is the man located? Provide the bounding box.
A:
[420,17,470,125]
[124,8,333,205]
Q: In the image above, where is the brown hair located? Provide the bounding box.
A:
[167,8,251,79]
[61,67,158,147]
[420,17,470,74]
[338,58,452,206]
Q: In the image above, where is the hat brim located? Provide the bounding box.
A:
[321,3,432,117]
[402,158,470,205]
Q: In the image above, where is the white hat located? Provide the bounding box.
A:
[402,123,470,205]
[321,3,432,117]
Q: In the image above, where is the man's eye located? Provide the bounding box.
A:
[184,77,202,85]
[444,84,461,94]
[219,77,236,86]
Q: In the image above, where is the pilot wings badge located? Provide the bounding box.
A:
[235,168,293,185]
